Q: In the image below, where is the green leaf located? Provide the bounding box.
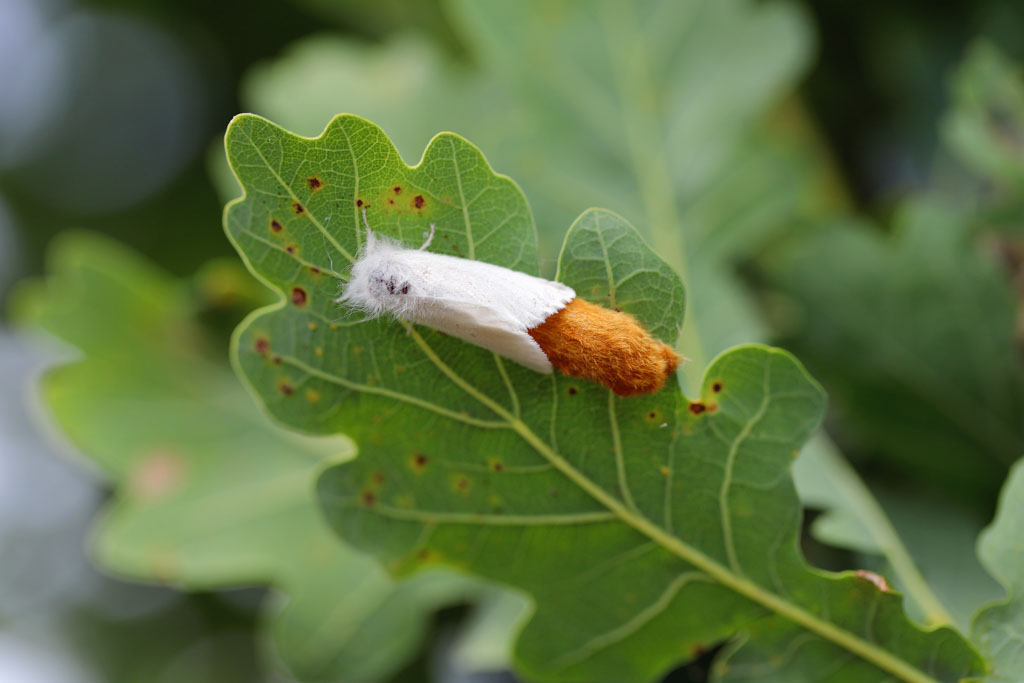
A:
[11,232,475,683]
[241,0,830,390]
[972,459,1024,682]
[942,41,1024,193]
[764,198,1024,506]
[225,113,984,682]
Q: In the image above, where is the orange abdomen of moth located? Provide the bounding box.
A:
[528,297,681,396]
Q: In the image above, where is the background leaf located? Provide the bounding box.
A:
[763,198,1024,507]
[11,231,479,683]
[942,41,1024,197]
[972,458,1024,682]
[225,113,984,682]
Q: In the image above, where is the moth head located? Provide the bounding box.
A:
[337,231,415,317]
[368,265,412,297]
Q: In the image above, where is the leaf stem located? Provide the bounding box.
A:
[814,440,955,627]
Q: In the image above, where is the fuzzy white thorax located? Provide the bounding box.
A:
[338,220,575,373]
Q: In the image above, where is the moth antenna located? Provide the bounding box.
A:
[322,232,336,274]
[419,224,436,251]
[361,207,376,248]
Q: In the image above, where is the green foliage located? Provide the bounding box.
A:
[10,232,478,683]
[943,41,1024,197]
[973,459,1024,682]
[770,42,1024,510]
[764,198,1024,506]
[225,112,984,682]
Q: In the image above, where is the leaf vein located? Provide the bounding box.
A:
[719,360,773,574]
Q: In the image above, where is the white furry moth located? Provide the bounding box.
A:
[338,212,680,396]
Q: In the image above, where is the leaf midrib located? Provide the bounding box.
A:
[404,327,942,683]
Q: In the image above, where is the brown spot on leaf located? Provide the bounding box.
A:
[291,287,307,306]
[491,461,504,472]
[393,185,402,194]
[855,570,891,592]
[356,198,363,207]
[309,266,321,275]
[412,453,429,470]
[689,402,706,415]
[292,202,304,214]
[285,245,296,254]
[455,477,470,492]
[660,466,670,477]
[278,381,294,396]
[270,219,283,233]
[361,490,376,506]
[271,355,282,364]
[308,322,317,331]
[712,382,723,393]
[307,176,322,190]
[254,337,269,354]
[567,386,579,396]
[413,194,425,209]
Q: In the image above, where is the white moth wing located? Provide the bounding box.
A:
[408,299,555,372]
[342,240,575,373]
[393,250,575,373]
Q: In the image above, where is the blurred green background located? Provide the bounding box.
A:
[1,0,1022,681]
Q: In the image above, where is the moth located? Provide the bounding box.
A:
[338,212,680,396]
